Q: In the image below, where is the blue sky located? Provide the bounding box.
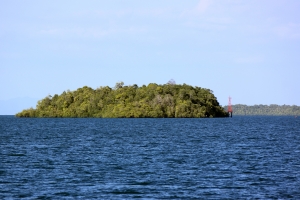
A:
[1,0,300,114]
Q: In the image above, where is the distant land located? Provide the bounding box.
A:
[223,104,300,116]
[15,82,228,118]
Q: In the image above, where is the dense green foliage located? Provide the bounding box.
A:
[223,104,300,116]
[16,82,228,118]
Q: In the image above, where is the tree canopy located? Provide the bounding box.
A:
[16,82,228,118]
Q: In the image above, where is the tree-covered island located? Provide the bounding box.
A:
[16,82,229,118]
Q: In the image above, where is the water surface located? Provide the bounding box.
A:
[1,116,300,199]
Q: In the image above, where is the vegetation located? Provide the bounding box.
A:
[223,104,300,116]
[16,82,228,118]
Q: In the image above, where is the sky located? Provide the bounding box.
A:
[1,0,300,114]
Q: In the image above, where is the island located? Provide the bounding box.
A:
[15,82,229,118]
[223,104,300,116]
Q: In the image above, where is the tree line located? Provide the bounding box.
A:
[223,104,300,116]
[16,82,229,118]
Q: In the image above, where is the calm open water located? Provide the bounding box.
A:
[0,116,300,199]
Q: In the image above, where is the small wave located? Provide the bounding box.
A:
[109,188,141,195]
[7,153,26,156]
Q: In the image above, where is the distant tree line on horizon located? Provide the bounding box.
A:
[16,82,228,118]
[223,104,300,116]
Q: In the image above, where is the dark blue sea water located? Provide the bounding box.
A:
[1,116,300,199]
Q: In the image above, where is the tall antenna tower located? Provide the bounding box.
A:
[228,96,232,117]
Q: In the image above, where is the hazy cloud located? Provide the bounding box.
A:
[234,55,264,64]
[275,23,300,39]
[181,0,213,17]
[38,26,147,39]
[196,0,212,13]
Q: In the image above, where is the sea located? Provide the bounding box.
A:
[0,116,300,199]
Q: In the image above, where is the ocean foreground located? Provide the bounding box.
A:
[1,116,300,199]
